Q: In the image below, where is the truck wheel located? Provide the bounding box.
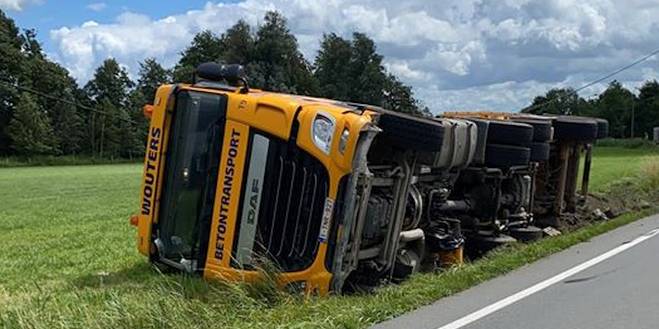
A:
[486,121,533,147]
[509,226,544,242]
[553,117,598,141]
[595,118,609,139]
[530,142,550,162]
[514,119,552,142]
[376,110,444,152]
[484,144,531,167]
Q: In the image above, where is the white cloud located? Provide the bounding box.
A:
[0,0,38,11]
[48,0,659,112]
[86,2,107,12]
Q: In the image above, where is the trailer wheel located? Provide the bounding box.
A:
[553,117,598,141]
[375,110,444,152]
[530,142,550,162]
[595,118,609,139]
[514,119,552,142]
[486,121,533,147]
[484,143,531,167]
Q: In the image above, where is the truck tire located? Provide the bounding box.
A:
[553,117,598,141]
[530,142,550,162]
[509,226,544,242]
[484,144,531,167]
[595,118,609,139]
[486,121,533,147]
[376,110,444,152]
[514,119,552,142]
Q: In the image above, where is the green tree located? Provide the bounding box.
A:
[314,32,420,113]
[383,74,420,115]
[348,32,387,105]
[595,81,635,138]
[7,92,56,155]
[137,57,170,102]
[314,33,352,101]
[22,45,84,155]
[221,20,255,65]
[0,10,26,154]
[635,80,659,139]
[252,11,317,94]
[132,57,170,150]
[85,58,134,108]
[172,30,223,83]
[522,88,590,115]
[85,59,136,156]
[94,98,121,158]
[20,28,41,57]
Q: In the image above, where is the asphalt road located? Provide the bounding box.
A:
[373,213,659,329]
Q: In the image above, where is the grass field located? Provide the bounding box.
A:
[0,146,657,328]
[587,146,659,192]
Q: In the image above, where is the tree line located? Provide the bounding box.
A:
[0,11,427,159]
[523,81,659,139]
[1,9,657,159]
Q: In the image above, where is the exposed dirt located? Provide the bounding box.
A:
[557,179,657,231]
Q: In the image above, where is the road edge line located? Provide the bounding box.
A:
[436,227,659,329]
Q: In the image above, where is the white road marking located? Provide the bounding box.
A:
[437,228,659,329]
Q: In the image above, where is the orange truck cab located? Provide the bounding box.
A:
[132,63,480,295]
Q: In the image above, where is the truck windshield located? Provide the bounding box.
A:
[157,90,227,264]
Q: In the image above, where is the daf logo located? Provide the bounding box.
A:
[247,178,260,224]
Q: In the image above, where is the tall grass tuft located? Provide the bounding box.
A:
[640,159,659,193]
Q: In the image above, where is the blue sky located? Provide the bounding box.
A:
[11,1,215,51]
[3,0,659,113]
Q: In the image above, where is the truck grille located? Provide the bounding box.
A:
[239,135,329,272]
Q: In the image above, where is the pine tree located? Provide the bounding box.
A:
[7,92,56,155]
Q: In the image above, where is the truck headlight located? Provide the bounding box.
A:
[312,113,335,154]
[338,128,350,154]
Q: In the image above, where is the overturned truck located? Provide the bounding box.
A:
[130,63,608,295]
[443,112,608,255]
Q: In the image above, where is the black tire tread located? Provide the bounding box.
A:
[530,142,550,162]
[514,119,553,142]
[486,120,534,147]
[553,117,598,141]
[484,143,531,168]
[375,109,445,152]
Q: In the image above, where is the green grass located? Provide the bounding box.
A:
[0,147,658,328]
[588,146,659,192]
[0,155,140,168]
